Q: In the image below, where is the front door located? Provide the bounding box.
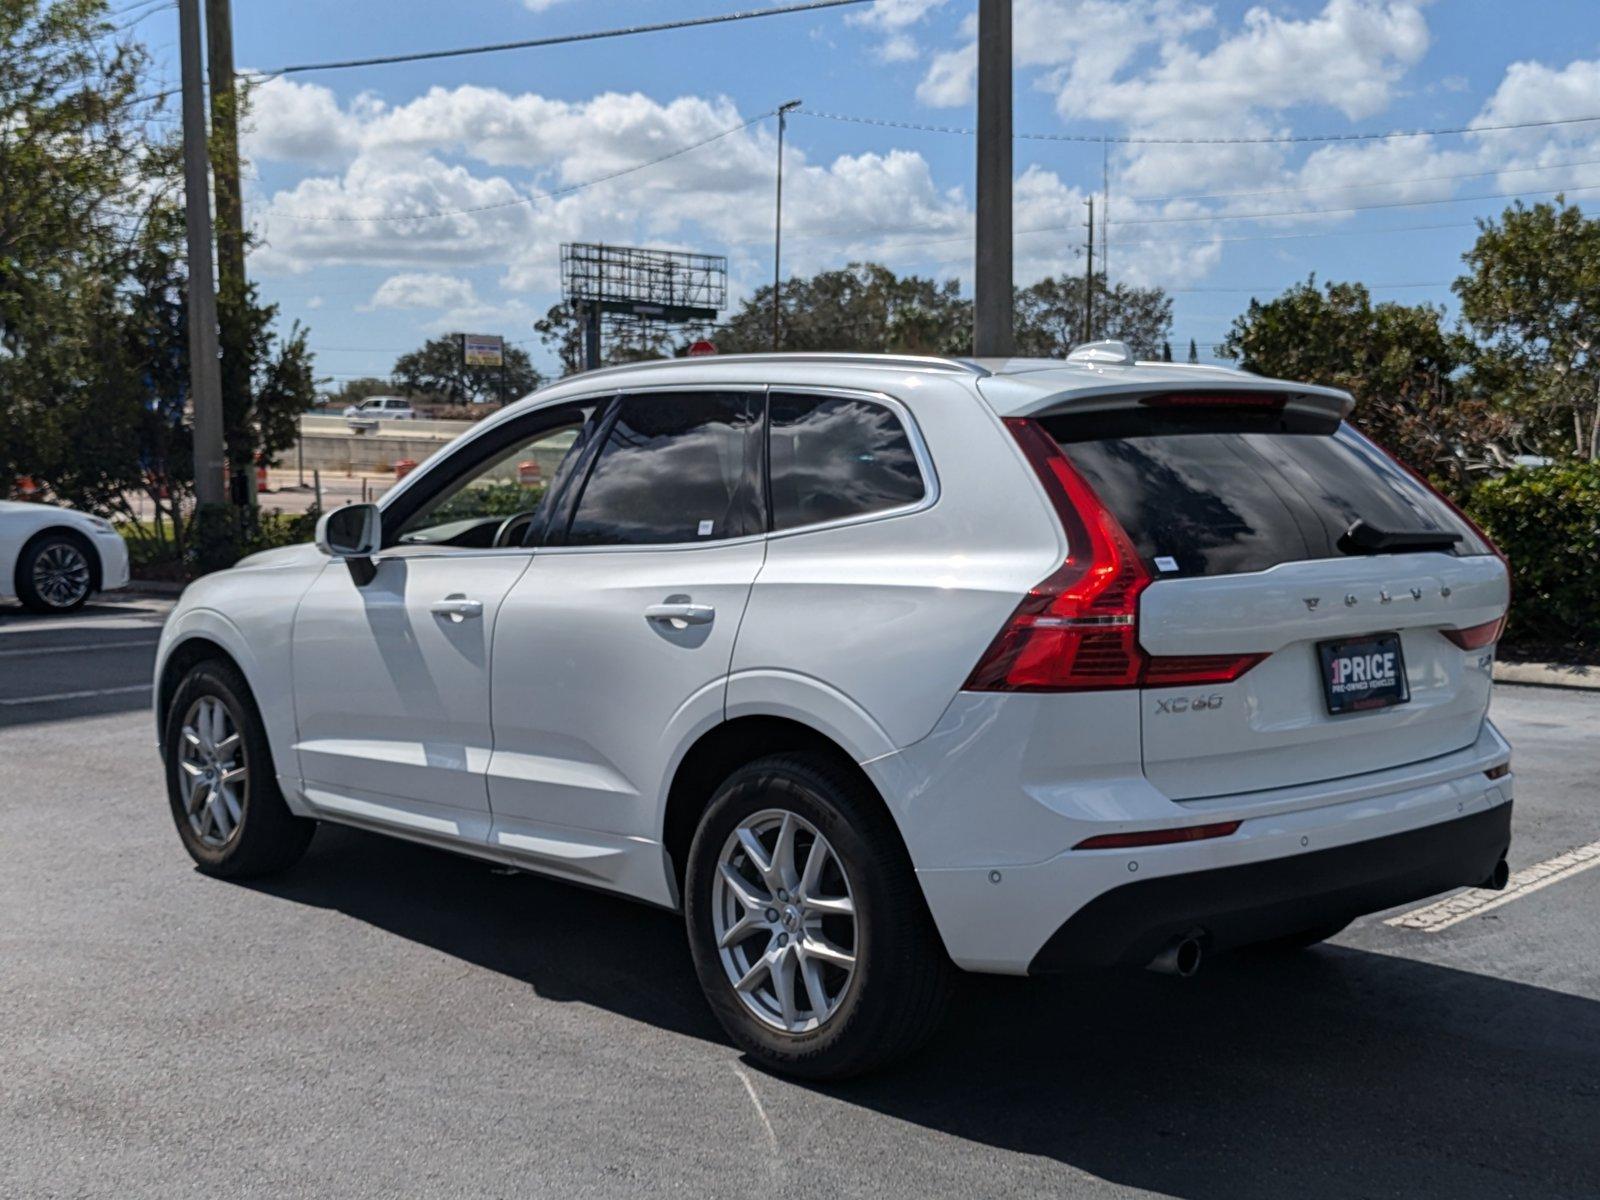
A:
[291,402,600,842]
[487,389,766,901]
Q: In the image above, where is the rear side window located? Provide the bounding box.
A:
[1043,411,1490,578]
[769,392,924,530]
[565,391,761,546]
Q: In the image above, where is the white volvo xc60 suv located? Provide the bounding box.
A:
[154,346,1514,1078]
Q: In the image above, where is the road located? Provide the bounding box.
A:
[2,597,1598,1199]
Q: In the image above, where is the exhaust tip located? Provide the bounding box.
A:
[1147,935,1204,978]
[1483,858,1510,891]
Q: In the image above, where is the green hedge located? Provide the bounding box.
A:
[1467,463,1600,654]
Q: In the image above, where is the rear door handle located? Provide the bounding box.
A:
[644,602,715,626]
[430,595,484,622]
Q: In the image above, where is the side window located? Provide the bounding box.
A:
[564,391,761,546]
[768,392,925,531]
[391,403,597,549]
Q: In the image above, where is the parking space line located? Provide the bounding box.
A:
[1386,841,1600,932]
[0,640,158,658]
[0,683,152,707]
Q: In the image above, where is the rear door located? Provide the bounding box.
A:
[1046,407,1509,800]
[485,389,766,897]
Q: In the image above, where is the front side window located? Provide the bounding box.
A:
[393,404,596,549]
[768,392,925,531]
[564,391,761,546]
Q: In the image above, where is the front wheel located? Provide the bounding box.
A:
[684,753,952,1080]
[163,659,314,878]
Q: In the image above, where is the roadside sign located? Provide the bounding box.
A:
[687,339,718,357]
[462,333,504,367]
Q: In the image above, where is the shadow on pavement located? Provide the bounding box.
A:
[249,822,1600,1200]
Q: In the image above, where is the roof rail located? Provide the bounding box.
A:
[558,351,992,383]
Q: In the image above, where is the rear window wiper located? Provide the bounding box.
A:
[1339,518,1463,555]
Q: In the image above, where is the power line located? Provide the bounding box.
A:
[270,112,771,223]
[796,107,1600,146]
[243,0,869,80]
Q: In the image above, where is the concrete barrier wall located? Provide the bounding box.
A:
[286,414,572,482]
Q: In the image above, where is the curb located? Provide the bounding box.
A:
[122,581,188,598]
[1493,661,1600,691]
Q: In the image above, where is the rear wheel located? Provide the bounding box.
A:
[684,753,951,1080]
[16,532,95,613]
[162,659,314,878]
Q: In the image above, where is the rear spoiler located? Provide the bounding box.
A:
[978,374,1355,425]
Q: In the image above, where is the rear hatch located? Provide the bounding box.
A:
[1043,402,1508,800]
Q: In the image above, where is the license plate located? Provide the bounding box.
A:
[1318,633,1409,715]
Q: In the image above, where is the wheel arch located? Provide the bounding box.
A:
[156,635,249,748]
[661,715,911,895]
[15,524,102,595]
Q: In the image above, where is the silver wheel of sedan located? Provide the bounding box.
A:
[712,808,857,1034]
[176,695,248,848]
[31,540,91,608]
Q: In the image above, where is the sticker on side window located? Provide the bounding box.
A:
[697,519,715,537]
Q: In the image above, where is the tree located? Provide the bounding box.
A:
[719,263,973,356]
[1222,278,1515,493]
[533,302,683,377]
[393,335,540,404]
[1455,198,1600,460]
[1013,275,1172,359]
[1187,338,1199,364]
[1,0,149,483]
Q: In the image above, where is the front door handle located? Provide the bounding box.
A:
[430,595,484,622]
[644,602,715,627]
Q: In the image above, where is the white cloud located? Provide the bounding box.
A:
[850,0,948,61]
[366,273,479,311]
[917,43,975,106]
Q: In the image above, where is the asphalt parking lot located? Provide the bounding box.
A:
[3,597,1598,1199]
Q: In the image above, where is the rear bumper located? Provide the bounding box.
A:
[1029,800,1510,973]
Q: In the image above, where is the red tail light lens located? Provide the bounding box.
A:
[965,419,1151,691]
[1073,820,1242,850]
[1143,653,1270,687]
[1442,616,1506,650]
[966,419,1268,692]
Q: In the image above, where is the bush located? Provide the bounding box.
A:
[1467,463,1600,657]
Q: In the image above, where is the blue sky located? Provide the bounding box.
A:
[128,0,1600,382]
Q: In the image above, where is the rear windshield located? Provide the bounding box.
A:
[1042,410,1490,578]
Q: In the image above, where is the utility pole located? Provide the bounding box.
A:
[973,0,1013,357]
[179,0,226,508]
[772,98,802,351]
[206,0,252,507]
[1083,195,1095,345]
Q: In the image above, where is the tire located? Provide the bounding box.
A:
[684,752,952,1080]
[162,659,314,878]
[16,531,95,613]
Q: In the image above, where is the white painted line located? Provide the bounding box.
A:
[0,639,158,659]
[0,683,151,707]
[732,1063,781,1165]
[1386,840,1600,932]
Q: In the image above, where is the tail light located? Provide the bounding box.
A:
[965,419,1267,692]
[1442,616,1506,651]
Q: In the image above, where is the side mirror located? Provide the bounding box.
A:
[316,503,381,558]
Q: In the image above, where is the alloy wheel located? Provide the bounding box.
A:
[31,542,91,608]
[177,696,249,848]
[712,809,858,1034]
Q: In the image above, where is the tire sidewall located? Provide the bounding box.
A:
[684,758,887,1068]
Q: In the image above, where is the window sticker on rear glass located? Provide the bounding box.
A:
[1154,556,1179,572]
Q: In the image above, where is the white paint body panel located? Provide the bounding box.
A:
[148,353,1514,977]
[0,499,130,602]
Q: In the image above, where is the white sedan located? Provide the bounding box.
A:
[1,500,131,613]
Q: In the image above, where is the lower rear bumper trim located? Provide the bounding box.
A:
[1027,801,1512,973]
